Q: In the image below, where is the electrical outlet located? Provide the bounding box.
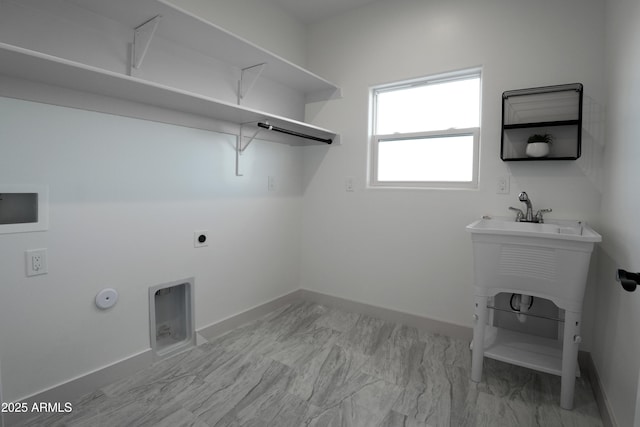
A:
[345,176,354,192]
[194,230,208,248]
[497,176,510,194]
[26,248,48,277]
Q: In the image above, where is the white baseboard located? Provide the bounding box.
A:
[298,288,473,340]
[579,352,617,427]
[197,289,304,340]
[4,349,153,426]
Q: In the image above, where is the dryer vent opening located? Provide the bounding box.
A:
[149,278,195,359]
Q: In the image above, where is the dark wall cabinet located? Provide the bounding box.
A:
[501,83,583,161]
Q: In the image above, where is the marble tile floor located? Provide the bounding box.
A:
[19,301,603,426]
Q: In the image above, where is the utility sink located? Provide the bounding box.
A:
[466,217,601,242]
[467,216,602,410]
[465,216,601,312]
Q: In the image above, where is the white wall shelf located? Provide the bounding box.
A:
[0,42,338,147]
[0,0,341,149]
[67,0,341,103]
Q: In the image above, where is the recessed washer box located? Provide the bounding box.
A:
[0,185,48,234]
[149,278,195,359]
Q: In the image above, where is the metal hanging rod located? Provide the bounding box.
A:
[257,122,332,144]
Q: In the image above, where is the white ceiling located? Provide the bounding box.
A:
[270,0,380,24]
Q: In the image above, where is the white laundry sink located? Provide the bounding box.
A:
[466,217,601,243]
[466,216,602,410]
[465,217,601,311]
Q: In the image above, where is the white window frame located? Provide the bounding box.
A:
[371,128,480,189]
[369,69,481,189]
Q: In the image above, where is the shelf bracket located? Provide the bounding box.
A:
[237,63,266,105]
[129,15,162,76]
[235,125,262,176]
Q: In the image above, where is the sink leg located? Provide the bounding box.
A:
[560,310,581,410]
[471,295,489,382]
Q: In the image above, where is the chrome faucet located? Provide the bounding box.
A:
[508,192,552,223]
[519,192,534,222]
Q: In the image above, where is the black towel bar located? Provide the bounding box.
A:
[257,122,332,144]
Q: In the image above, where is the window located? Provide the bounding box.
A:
[370,69,481,188]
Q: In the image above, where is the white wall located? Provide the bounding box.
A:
[302,0,606,336]
[0,0,308,403]
[592,0,640,425]
[0,0,624,416]
[0,97,303,402]
[172,0,307,67]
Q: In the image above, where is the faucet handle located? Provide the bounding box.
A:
[535,208,552,223]
[508,206,524,222]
